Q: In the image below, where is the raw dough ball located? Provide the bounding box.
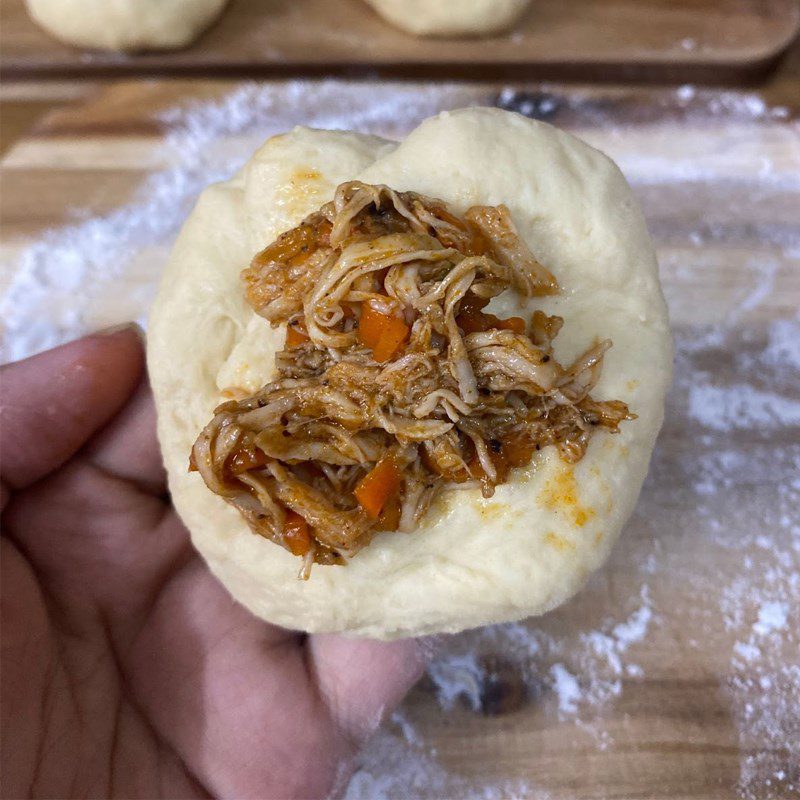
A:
[365,0,531,37]
[148,108,672,639]
[25,0,228,52]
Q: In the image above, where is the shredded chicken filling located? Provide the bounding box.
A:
[191,181,634,577]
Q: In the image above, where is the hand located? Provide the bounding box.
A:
[1,328,423,799]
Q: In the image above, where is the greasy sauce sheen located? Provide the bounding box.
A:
[190,181,633,578]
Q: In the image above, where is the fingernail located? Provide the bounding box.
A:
[95,322,145,341]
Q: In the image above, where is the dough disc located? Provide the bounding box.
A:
[148,108,672,639]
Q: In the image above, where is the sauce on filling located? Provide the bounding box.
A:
[191,181,634,578]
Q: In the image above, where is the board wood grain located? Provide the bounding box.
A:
[2,0,799,82]
[1,80,798,798]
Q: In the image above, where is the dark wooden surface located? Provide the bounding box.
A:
[2,0,799,82]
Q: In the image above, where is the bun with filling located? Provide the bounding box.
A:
[148,108,672,639]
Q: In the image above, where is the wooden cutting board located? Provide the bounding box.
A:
[2,0,799,82]
[1,80,799,798]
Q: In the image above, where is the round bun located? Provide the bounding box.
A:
[25,0,228,52]
[148,108,672,639]
[364,0,530,37]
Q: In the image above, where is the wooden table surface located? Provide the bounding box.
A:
[1,77,798,797]
[2,0,799,83]
[2,12,798,158]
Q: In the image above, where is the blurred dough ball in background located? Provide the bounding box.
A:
[25,0,229,52]
[365,0,531,37]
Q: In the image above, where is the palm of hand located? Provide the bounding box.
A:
[1,330,422,799]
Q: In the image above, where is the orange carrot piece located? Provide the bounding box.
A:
[252,223,316,267]
[284,510,313,556]
[357,302,385,349]
[354,455,402,519]
[285,323,310,349]
[376,494,402,532]
[358,303,409,363]
[228,446,267,475]
[501,435,537,468]
[373,317,409,362]
[457,292,525,336]
[493,316,526,334]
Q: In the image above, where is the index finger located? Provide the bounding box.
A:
[0,327,144,502]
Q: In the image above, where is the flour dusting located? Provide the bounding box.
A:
[549,665,581,716]
[347,719,542,800]
[752,602,788,636]
[688,384,800,431]
[2,82,798,799]
[425,584,654,723]
[671,302,800,800]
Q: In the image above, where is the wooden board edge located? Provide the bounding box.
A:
[2,8,798,84]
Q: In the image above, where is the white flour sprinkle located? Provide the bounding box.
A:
[752,602,788,636]
[674,290,799,800]
[688,384,800,431]
[549,664,581,715]
[426,584,654,721]
[764,318,800,371]
[347,716,543,800]
[727,582,799,800]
